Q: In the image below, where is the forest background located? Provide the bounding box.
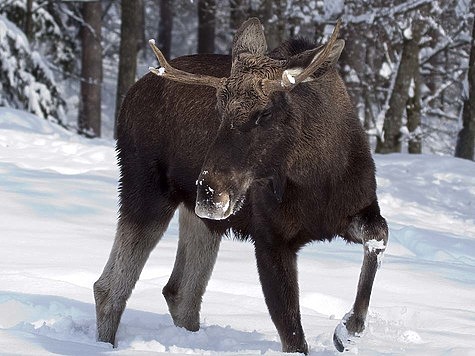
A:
[0,0,474,159]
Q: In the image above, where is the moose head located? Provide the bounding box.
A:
[149,18,345,220]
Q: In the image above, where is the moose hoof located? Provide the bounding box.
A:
[333,312,362,353]
[282,339,308,355]
[333,330,345,353]
[174,316,200,332]
[333,324,359,353]
[282,344,308,355]
[96,323,117,348]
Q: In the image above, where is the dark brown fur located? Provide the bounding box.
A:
[95,19,388,354]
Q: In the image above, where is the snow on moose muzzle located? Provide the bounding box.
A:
[195,172,243,220]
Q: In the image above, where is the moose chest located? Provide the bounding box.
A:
[240,183,335,245]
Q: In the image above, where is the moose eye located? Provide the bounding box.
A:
[255,109,272,126]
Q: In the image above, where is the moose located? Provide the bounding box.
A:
[93,18,388,354]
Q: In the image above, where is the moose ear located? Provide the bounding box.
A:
[285,39,345,81]
[232,18,267,62]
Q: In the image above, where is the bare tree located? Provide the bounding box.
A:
[78,0,102,138]
[336,1,470,155]
[406,51,422,154]
[376,19,424,154]
[455,14,475,160]
[197,0,216,53]
[230,0,249,34]
[114,0,142,138]
[158,0,173,59]
[406,17,424,154]
[137,0,146,58]
[260,0,285,51]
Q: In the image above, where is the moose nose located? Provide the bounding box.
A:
[195,175,231,220]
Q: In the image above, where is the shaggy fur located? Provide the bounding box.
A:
[94,19,388,354]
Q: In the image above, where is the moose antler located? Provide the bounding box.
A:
[262,19,343,95]
[148,39,225,89]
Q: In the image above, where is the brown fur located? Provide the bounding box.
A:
[94,19,388,354]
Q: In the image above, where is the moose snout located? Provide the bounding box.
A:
[195,173,232,220]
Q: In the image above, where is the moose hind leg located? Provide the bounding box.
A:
[333,200,388,352]
[94,207,174,346]
[163,205,221,331]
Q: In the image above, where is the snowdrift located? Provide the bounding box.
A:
[0,107,474,355]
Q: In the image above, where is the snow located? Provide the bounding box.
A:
[365,239,386,253]
[0,15,65,124]
[323,0,344,18]
[283,70,296,85]
[403,26,413,40]
[344,0,434,24]
[1,107,475,355]
[0,15,29,50]
[379,62,392,80]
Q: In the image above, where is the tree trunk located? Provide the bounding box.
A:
[114,0,141,139]
[78,1,102,138]
[346,25,375,134]
[376,28,421,154]
[455,17,475,160]
[406,30,422,154]
[137,0,146,59]
[260,0,285,51]
[230,0,248,33]
[24,0,33,42]
[407,42,422,154]
[197,0,216,54]
[158,0,173,59]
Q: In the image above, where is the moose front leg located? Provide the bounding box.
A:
[334,202,388,352]
[254,241,308,354]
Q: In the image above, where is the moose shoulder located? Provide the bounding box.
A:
[94,18,388,354]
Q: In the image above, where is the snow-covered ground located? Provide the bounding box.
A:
[0,107,474,355]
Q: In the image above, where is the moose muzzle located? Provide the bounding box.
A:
[195,170,249,220]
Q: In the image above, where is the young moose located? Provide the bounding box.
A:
[94,18,388,353]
